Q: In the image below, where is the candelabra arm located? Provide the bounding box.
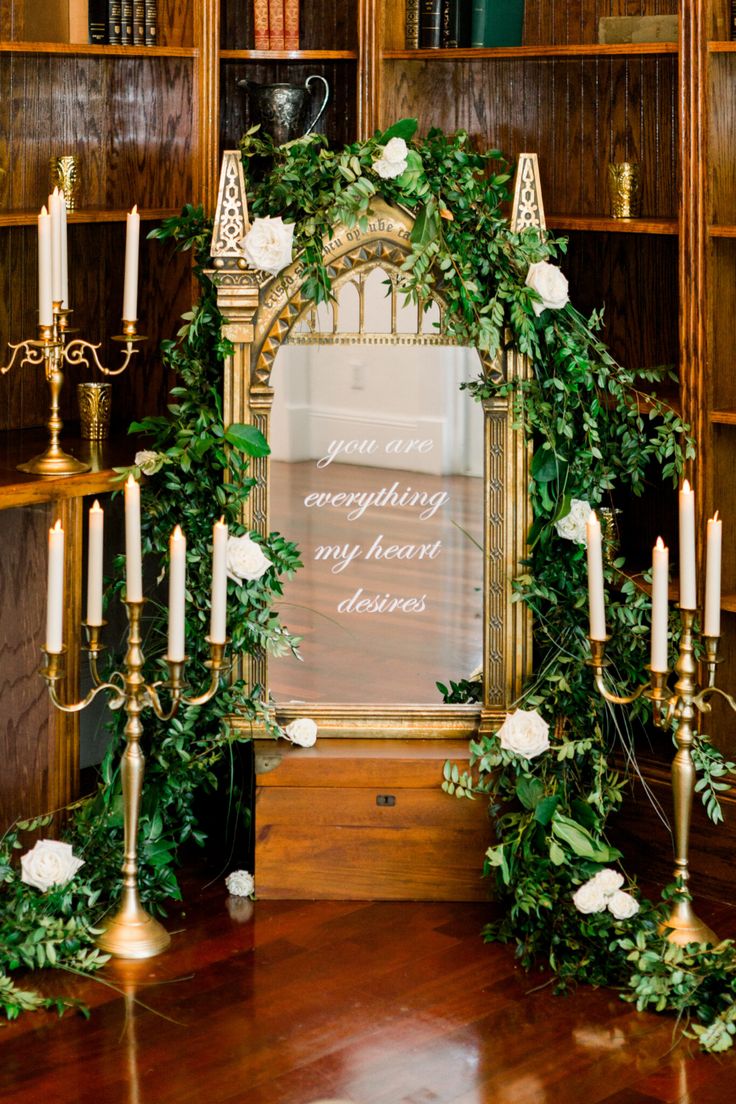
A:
[179,640,231,707]
[692,683,736,716]
[40,649,121,713]
[587,637,653,705]
[1,337,50,374]
[64,334,144,378]
[141,681,181,723]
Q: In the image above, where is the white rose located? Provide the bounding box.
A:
[226,533,272,583]
[284,717,318,747]
[572,877,608,915]
[373,137,409,180]
[608,890,640,920]
[555,499,592,545]
[225,869,255,898]
[20,839,84,893]
[134,449,166,476]
[591,868,625,898]
[240,216,295,275]
[496,708,550,759]
[525,260,570,316]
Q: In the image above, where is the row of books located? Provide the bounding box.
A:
[253,0,300,51]
[25,2,157,47]
[407,1,525,50]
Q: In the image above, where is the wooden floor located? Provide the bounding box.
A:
[3,880,736,1103]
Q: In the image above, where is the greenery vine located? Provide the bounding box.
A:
[2,118,735,1055]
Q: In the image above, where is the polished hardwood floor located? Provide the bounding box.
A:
[2,879,736,1104]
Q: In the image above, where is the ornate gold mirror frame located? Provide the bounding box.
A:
[207,151,546,738]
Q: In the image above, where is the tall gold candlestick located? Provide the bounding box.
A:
[589,607,727,947]
[41,601,230,959]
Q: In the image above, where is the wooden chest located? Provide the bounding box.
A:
[254,738,494,901]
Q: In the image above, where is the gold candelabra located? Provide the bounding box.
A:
[41,599,229,959]
[589,608,727,947]
[1,303,145,477]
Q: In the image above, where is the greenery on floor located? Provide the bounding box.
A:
[3,119,736,1052]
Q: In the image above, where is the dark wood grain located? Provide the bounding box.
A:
[0,886,735,1102]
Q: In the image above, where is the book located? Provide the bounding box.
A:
[405,0,420,49]
[144,0,157,46]
[132,0,145,44]
[89,0,108,43]
[108,0,122,44]
[24,1,89,44]
[470,0,485,47]
[419,0,442,49]
[597,16,678,45]
[483,0,525,47]
[442,0,472,48]
[268,0,285,50]
[121,0,133,44]
[253,0,269,50]
[283,0,299,50]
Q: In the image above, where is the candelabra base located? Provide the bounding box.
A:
[17,447,90,477]
[661,898,719,948]
[97,898,171,959]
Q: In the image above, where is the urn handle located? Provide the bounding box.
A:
[304,75,330,136]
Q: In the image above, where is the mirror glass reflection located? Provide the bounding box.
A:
[268,271,484,705]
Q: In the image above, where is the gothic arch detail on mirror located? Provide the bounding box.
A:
[207,153,537,738]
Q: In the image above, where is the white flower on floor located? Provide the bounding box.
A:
[555,498,592,545]
[225,869,255,898]
[608,889,640,920]
[134,449,166,476]
[284,717,318,747]
[373,136,408,179]
[496,708,550,760]
[240,216,295,275]
[525,260,569,316]
[226,533,272,583]
[20,839,84,893]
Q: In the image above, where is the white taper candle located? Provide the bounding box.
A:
[168,526,187,661]
[46,519,65,653]
[678,480,697,610]
[86,500,104,627]
[124,474,143,602]
[704,512,723,638]
[586,510,607,641]
[38,206,53,327]
[49,188,63,304]
[210,517,229,644]
[651,537,670,673]
[123,205,140,322]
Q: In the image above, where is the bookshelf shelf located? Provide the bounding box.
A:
[709,225,736,238]
[0,42,197,58]
[709,411,736,426]
[0,208,183,229]
[546,214,678,236]
[382,42,678,61]
[220,49,358,61]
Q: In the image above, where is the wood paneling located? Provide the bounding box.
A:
[380,55,677,218]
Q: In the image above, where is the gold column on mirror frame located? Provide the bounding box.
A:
[588,609,725,947]
[0,302,146,476]
[41,601,230,959]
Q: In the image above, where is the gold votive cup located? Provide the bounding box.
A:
[78,382,112,440]
[607,161,641,218]
[50,155,80,211]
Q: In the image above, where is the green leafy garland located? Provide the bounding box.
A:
[2,119,735,1052]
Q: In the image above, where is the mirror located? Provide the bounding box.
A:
[211,192,532,738]
[268,274,484,706]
